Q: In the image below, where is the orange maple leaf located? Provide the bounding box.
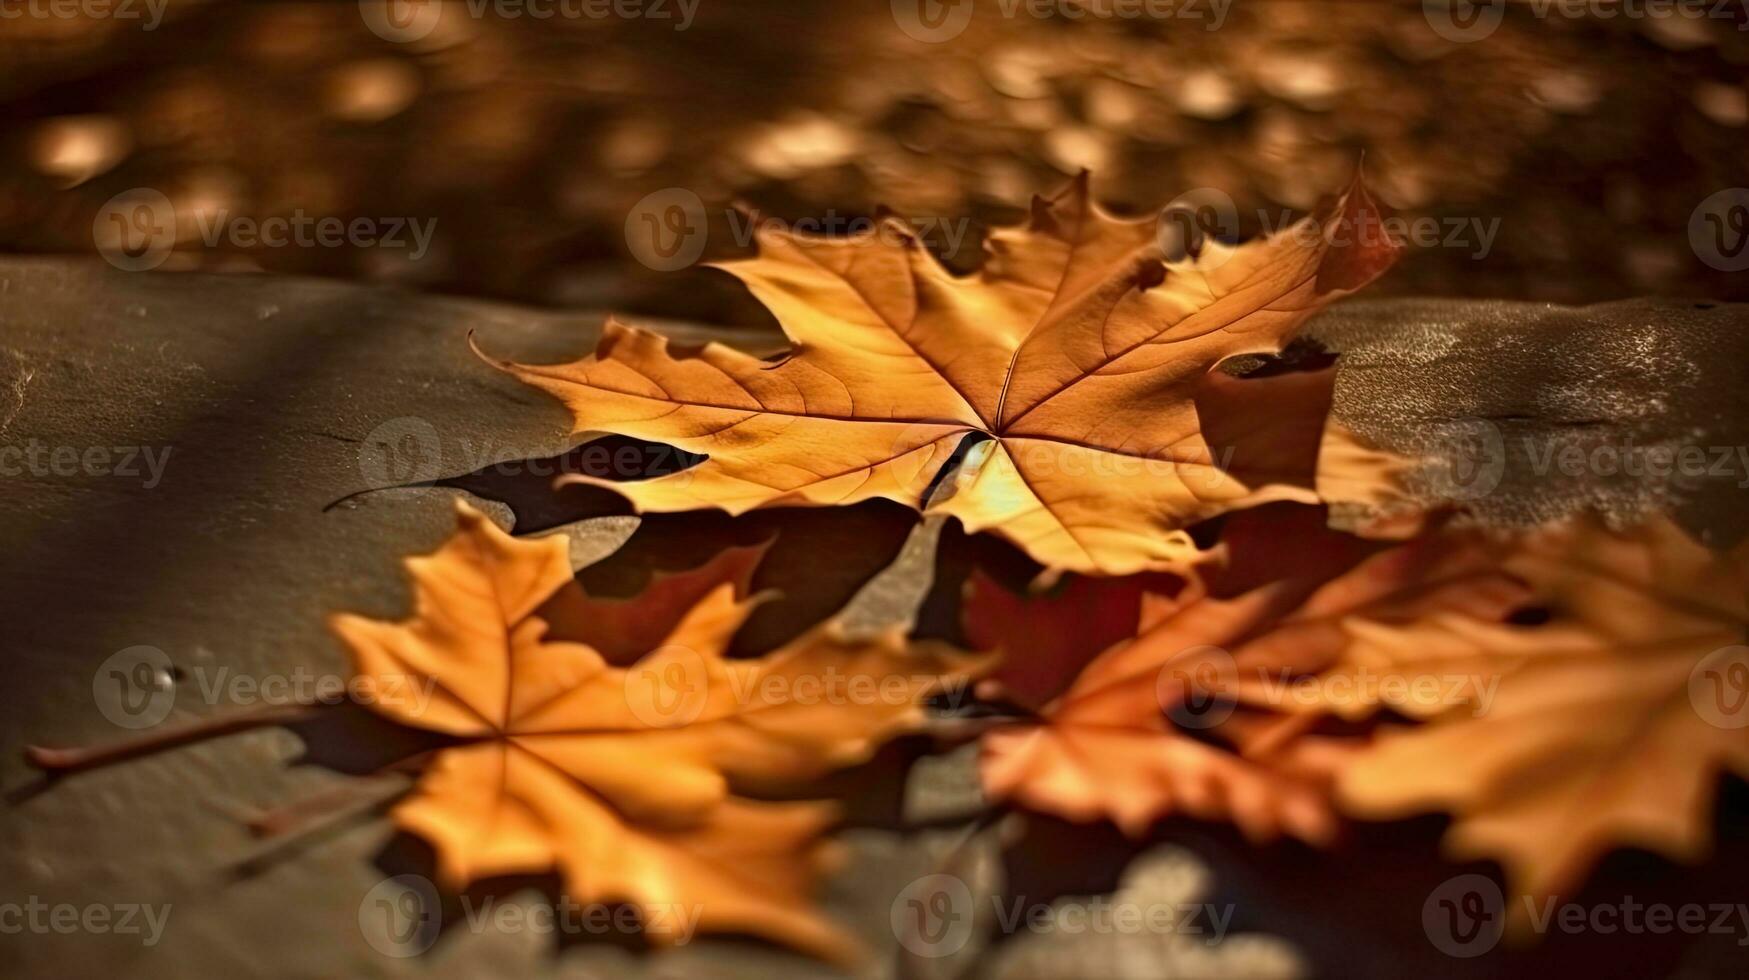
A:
[976,510,1520,844]
[484,174,1404,577]
[330,500,985,961]
[1315,515,1749,929]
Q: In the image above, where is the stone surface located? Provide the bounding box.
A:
[2,258,1746,979]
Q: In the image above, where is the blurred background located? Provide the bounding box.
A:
[2,0,1746,326]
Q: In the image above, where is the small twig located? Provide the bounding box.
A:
[247,755,428,839]
[231,782,412,880]
[25,701,327,775]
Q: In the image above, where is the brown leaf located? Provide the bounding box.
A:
[537,539,767,665]
[1322,515,1749,930]
[979,512,1517,845]
[485,174,1404,577]
[962,567,1181,710]
[330,500,985,961]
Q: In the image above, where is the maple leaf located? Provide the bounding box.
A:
[483,174,1403,577]
[1319,515,1749,926]
[976,509,1521,845]
[330,500,984,961]
[961,566,1181,711]
[536,539,767,665]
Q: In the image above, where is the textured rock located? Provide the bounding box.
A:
[2,259,1745,979]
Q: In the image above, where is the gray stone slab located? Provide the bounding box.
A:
[2,258,1745,979]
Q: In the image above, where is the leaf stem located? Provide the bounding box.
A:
[247,755,427,839]
[25,701,327,775]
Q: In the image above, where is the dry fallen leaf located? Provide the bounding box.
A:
[330,500,985,961]
[1321,515,1749,928]
[962,566,1181,711]
[977,567,1351,843]
[485,174,1403,577]
[977,510,1521,845]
